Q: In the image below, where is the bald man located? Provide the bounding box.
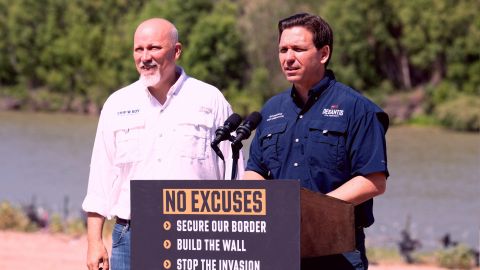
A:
[82,18,241,270]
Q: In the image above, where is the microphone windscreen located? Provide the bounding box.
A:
[225,113,242,131]
[245,111,262,129]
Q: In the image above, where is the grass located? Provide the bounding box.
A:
[367,246,479,269]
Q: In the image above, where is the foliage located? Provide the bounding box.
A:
[65,218,87,237]
[48,213,64,233]
[436,244,477,269]
[0,200,87,237]
[434,94,480,131]
[426,81,460,111]
[28,88,66,112]
[137,0,214,44]
[181,0,247,91]
[0,201,35,231]
[406,115,440,127]
[0,85,29,103]
[0,0,479,131]
[323,0,479,93]
[237,0,301,100]
[366,247,403,264]
[0,0,144,111]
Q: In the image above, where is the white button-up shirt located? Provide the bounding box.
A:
[82,67,243,219]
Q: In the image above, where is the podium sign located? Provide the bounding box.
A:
[131,180,300,270]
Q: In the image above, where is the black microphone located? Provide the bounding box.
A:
[211,113,242,148]
[231,111,262,146]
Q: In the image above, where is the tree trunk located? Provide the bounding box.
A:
[400,50,412,90]
[430,55,444,86]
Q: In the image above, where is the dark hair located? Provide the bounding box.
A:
[278,13,333,66]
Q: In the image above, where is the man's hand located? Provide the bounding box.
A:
[86,212,108,270]
[87,239,109,270]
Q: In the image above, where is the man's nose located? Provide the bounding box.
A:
[285,50,295,62]
[141,49,152,61]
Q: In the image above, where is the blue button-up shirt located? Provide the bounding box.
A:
[246,70,389,227]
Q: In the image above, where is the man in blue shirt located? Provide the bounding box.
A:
[244,13,389,269]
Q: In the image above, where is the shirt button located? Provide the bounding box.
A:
[293,162,299,167]
[157,158,162,162]
[299,115,303,119]
[295,138,299,143]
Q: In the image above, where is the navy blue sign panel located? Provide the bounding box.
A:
[131,180,300,270]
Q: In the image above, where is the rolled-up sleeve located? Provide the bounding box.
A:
[81,109,118,218]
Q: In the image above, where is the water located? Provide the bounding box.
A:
[369,126,480,250]
[0,111,97,217]
[1,111,479,250]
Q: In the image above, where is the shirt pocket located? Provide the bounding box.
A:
[113,119,145,165]
[260,122,287,169]
[307,120,346,170]
[175,112,213,160]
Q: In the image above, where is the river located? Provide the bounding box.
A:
[0,111,479,250]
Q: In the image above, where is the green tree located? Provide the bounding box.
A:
[323,0,479,94]
[181,0,247,92]
[237,0,321,101]
[137,0,214,44]
[1,0,50,89]
[0,0,146,111]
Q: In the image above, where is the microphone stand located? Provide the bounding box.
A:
[230,140,243,180]
[211,143,226,180]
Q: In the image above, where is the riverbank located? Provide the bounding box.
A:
[2,88,480,132]
[1,231,474,270]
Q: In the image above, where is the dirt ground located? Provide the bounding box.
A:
[0,231,463,270]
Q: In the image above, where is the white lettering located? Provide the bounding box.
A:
[176,220,210,232]
[219,260,261,270]
[177,259,199,270]
[231,221,266,233]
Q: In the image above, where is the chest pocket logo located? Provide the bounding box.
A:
[307,120,346,170]
[260,122,287,169]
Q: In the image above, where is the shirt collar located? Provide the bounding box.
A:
[142,66,187,104]
[290,69,336,110]
[290,70,335,99]
[168,66,187,97]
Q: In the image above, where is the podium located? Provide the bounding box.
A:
[300,188,355,257]
[131,180,354,270]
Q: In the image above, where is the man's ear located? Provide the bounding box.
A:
[174,42,182,60]
[319,45,330,64]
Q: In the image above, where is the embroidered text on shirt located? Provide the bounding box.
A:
[322,104,343,118]
[267,113,284,121]
[117,109,140,116]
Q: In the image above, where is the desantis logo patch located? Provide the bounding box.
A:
[322,104,344,117]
